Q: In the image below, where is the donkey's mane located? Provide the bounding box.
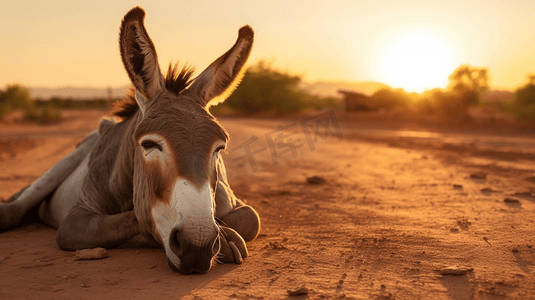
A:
[112,63,195,119]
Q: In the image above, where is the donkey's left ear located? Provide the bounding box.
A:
[188,25,254,108]
[119,7,165,114]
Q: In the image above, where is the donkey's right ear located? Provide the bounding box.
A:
[187,25,254,109]
[119,6,164,112]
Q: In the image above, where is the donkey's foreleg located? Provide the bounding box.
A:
[215,177,260,243]
[56,206,142,250]
[215,184,259,264]
[215,181,260,243]
[220,205,260,242]
[214,158,261,242]
[213,158,260,264]
[0,131,98,231]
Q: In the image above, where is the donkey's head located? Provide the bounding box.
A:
[118,7,252,273]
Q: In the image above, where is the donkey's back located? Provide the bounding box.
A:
[38,118,131,228]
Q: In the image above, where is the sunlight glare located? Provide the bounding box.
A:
[379,31,454,93]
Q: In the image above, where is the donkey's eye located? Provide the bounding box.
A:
[141,140,162,151]
[215,145,226,153]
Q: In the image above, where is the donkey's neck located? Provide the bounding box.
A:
[110,113,141,207]
[77,116,137,214]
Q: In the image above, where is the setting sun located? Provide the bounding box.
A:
[379,31,455,93]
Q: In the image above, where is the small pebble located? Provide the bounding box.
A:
[306,176,326,184]
[269,241,287,250]
[75,247,108,261]
[287,285,308,296]
[439,266,473,276]
[470,172,487,179]
[504,198,520,203]
[481,187,497,193]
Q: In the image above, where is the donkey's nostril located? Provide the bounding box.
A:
[169,226,186,257]
[166,227,220,273]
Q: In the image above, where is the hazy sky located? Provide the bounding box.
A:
[2,0,535,92]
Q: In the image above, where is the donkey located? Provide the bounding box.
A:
[0,6,260,274]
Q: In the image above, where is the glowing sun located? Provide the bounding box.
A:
[379,31,455,93]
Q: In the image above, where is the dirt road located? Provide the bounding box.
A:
[0,110,534,299]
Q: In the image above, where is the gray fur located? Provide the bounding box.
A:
[0,6,260,273]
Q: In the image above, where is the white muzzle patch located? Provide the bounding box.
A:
[151,179,218,268]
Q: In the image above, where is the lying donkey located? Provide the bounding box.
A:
[0,6,260,274]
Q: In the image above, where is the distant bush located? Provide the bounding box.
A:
[433,91,468,119]
[304,94,338,110]
[415,89,440,114]
[512,84,535,119]
[369,88,412,111]
[0,84,65,124]
[0,85,36,118]
[24,107,63,124]
[35,97,109,110]
[222,61,336,115]
[366,86,478,120]
[414,88,472,121]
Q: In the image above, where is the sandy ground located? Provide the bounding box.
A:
[0,109,534,299]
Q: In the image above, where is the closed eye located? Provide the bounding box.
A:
[141,140,163,151]
[215,145,226,153]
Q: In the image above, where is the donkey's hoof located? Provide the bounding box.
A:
[221,205,261,242]
[218,226,247,264]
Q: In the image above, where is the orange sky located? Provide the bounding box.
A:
[2,0,535,92]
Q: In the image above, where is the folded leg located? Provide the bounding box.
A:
[0,131,98,230]
[214,157,261,242]
[56,205,141,250]
[213,157,260,264]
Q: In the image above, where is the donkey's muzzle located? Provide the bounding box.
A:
[168,226,220,274]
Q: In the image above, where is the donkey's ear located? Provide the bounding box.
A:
[188,25,254,108]
[119,7,164,112]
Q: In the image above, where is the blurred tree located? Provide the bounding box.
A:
[448,65,489,96]
[512,76,535,119]
[446,65,489,120]
[0,84,36,118]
